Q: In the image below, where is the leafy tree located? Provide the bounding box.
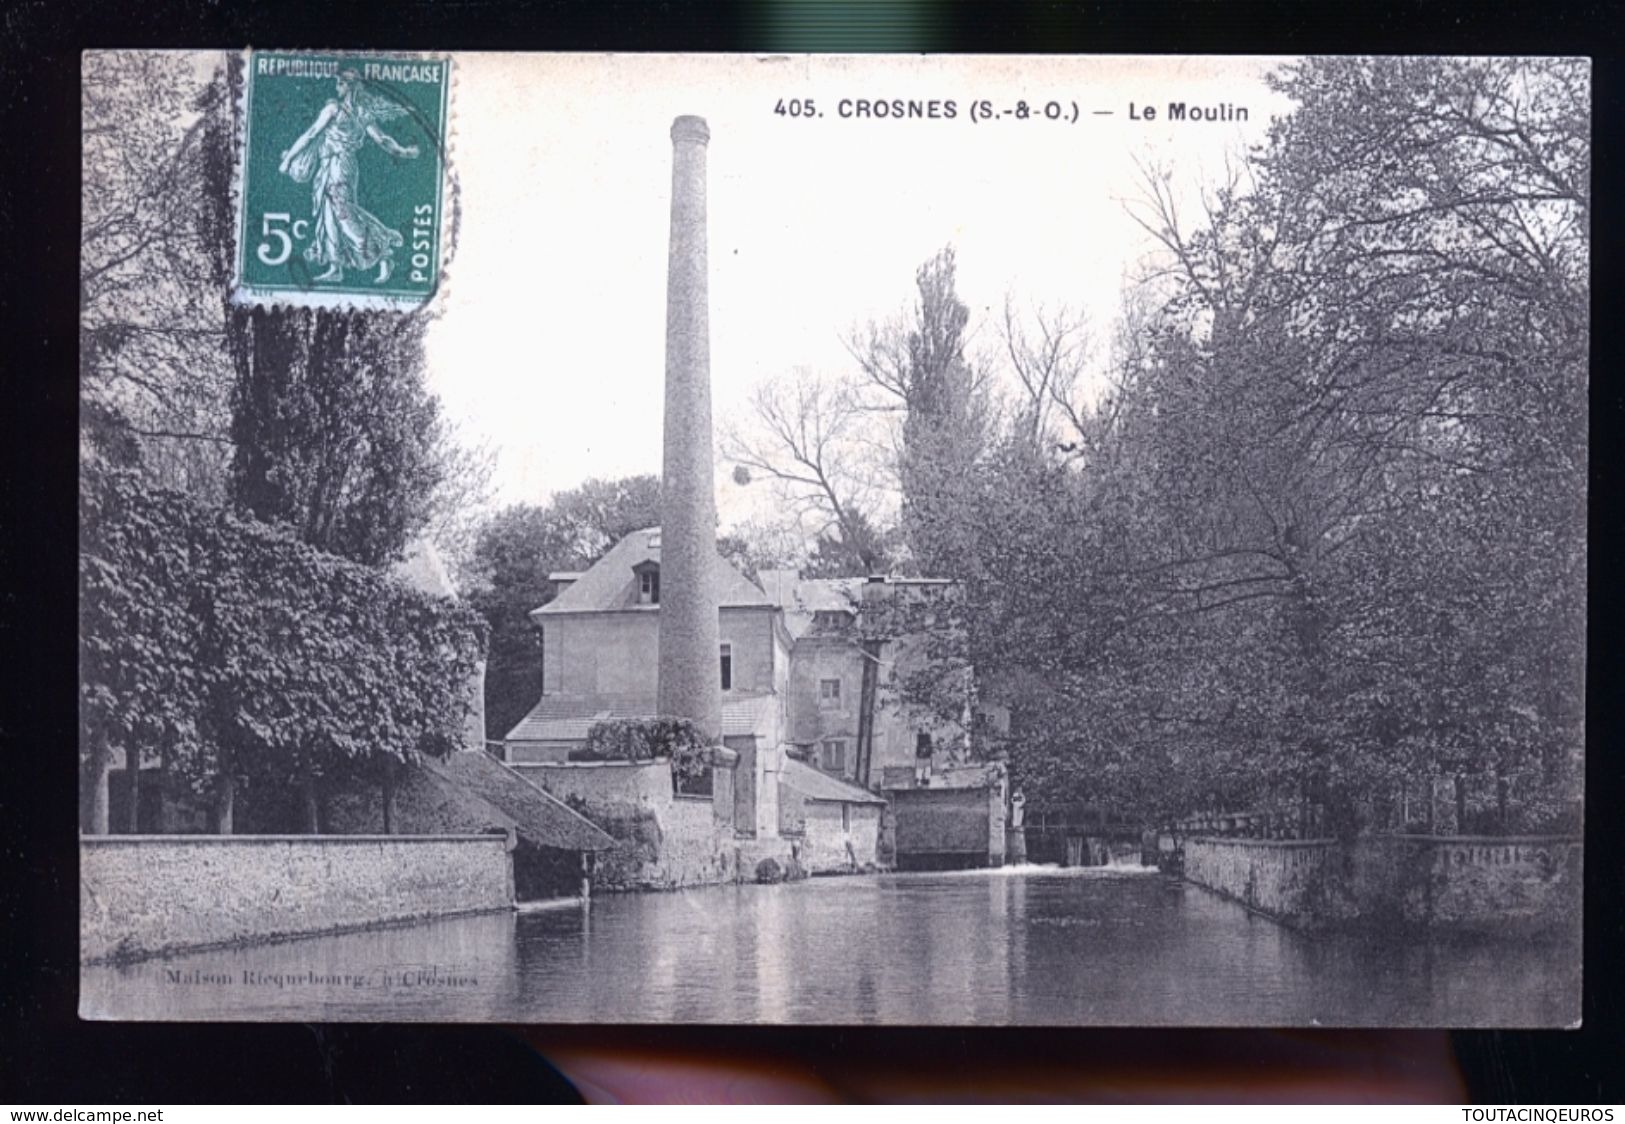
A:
[716,518,805,582]
[223,309,447,566]
[800,509,898,578]
[79,471,212,833]
[887,58,1586,835]
[850,246,995,577]
[80,471,484,834]
[187,54,450,568]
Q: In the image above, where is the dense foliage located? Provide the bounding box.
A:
[80,470,486,830]
[577,717,712,789]
[911,57,1587,834]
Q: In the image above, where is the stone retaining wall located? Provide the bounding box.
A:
[81,834,513,963]
[518,761,737,890]
[512,759,673,805]
[1182,838,1339,929]
[1182,834,1582,936]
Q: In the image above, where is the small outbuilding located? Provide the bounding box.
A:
[778,756,888,874]
[327,751,615,901]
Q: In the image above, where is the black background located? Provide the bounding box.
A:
[2,0,1619,1104]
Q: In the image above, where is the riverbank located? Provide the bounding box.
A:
[81,865,1580,1025]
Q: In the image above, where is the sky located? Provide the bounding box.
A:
[421,54,1296,528]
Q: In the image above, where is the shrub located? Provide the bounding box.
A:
[580,717,713,793]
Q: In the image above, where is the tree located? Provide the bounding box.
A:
[79,52,494,833]
[421,426,499,588]
[224,308,447,566]
[80,471,484,834]
[83,51,492,570]
[187,54,451,569]
[81,52,234,500]
[848,246,994,576]
[716,519,803,582]
[886,58,1586,834]
[721,367,895,575]
[466,476,662,740]
[1000,297,1094,456]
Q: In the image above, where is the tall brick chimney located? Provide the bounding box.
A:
[656,115,722,743]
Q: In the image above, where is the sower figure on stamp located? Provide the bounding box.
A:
[278,68,420,284]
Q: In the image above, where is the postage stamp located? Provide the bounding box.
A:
[233,51,451,309]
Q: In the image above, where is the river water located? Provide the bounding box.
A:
[80,865,1579,1025]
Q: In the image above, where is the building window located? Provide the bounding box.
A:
[821,739,847,773]
[720,643,733,691]
[841,803,852,833]
[675,764,714,798]
[638,568,660,604]
[819,678,842,710]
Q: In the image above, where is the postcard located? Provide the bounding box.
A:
[79,51,1587,1025]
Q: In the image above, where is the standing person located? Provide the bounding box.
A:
[914,731,933,787]
[278,68,420,284]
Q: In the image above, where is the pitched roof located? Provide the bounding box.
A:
[535,528,775,615]
[781,756,887,805]
[756,571,862,640]
[504,692,779,743]
[422,752,615,851]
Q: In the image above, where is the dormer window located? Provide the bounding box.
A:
[812,609,853,632]
[633,560,661,604]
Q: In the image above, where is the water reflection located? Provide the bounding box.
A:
[81,867,1578,1025]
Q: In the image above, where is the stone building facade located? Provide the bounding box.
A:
[757,571,977,790]
[499,529,1010,883]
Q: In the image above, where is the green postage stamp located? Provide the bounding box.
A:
[234,51,451,309]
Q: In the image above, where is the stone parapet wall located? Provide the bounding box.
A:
[1361,835,1584,935]
[1182,834,1582,935]
[81,835,513,963]
[1182,838,1339,929]
[513,759,674,805]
